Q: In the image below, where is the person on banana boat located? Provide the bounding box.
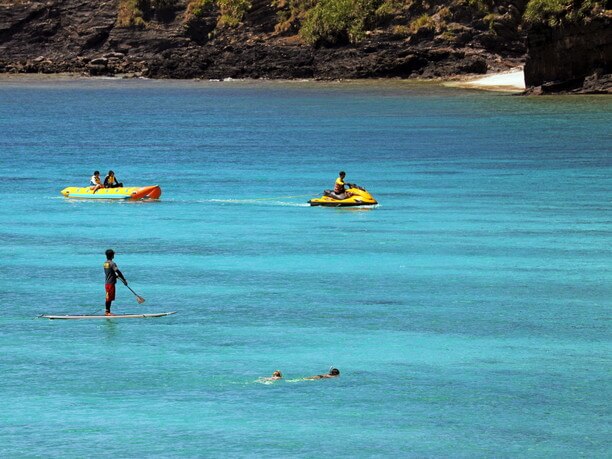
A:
[104,170,123,188]
[90,170,103,193]
[328,171,351,200]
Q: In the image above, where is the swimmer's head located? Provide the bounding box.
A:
[329,368,340,376]
[272,370,282,378]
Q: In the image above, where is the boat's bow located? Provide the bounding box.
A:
[129,185,162,200]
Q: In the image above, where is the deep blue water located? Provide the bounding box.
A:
[0,77,610,457]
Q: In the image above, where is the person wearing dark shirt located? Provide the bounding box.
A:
[304,368,340,380]
[103,249,127,316]
[104,170,123,188]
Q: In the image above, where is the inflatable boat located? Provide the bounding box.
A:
[308,184,377,207]
[60,185,162,200]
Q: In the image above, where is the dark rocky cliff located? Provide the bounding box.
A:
[0,0,609,93]
[525,13,611,94]
[0,0,525,79]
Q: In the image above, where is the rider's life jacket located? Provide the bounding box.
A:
[334,177,345,194]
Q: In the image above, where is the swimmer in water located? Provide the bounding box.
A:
[304,368,340,380]
[258,370,283,383]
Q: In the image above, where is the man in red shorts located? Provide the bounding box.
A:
[104,249,128,316]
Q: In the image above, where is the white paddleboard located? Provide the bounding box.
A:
[39,312,176,320]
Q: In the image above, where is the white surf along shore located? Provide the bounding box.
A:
[0,69,526,92]
[445,68,525,92]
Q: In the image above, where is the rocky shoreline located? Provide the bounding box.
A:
[0,27,516,82]
[524,17,612,95]
[0,0,523,80]
[0,0,609,93]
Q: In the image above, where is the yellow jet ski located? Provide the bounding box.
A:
[308,184,378,207]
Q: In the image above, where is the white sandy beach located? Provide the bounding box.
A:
[445,68,526,92]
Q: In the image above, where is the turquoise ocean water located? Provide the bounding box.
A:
[0,78,610,457]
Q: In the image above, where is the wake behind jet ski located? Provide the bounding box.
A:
[308,171,377,207]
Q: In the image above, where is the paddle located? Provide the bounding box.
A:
[120,278,145,304]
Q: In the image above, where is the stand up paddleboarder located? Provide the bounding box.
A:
[104,249,127,316]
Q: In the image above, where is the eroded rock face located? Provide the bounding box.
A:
[524,17,611,94]
[0,0,523,80]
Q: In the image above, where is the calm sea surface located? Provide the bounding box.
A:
[0,77,610,457]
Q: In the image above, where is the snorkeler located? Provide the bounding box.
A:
[304,368,340,380]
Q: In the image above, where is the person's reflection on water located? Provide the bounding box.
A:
[101,319,118,340]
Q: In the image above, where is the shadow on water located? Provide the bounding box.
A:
[56,198,163,206]
[332,206,378,212]
[101,319,119,340]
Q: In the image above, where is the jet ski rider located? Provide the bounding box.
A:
[330,171,351,200]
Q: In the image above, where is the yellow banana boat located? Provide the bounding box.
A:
[60,185,162,200]
[308,184,377,207]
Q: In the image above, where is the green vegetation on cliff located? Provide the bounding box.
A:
[119,0,535,47]
[523,0,607,27]
[119,0,251,28]
[117,0,179,26]
[299,0,382,45]
[273,0,316,33]
[185,0,214,20]
[217,0,252,27]
[117,0,147,27]
[184,0,251,27]
[293,0,510,45]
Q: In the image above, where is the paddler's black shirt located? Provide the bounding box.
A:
[104,260,123,284]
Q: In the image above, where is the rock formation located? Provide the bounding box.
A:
[525,13,611,94]
[0,0,609,93]
[0,0,525,79]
